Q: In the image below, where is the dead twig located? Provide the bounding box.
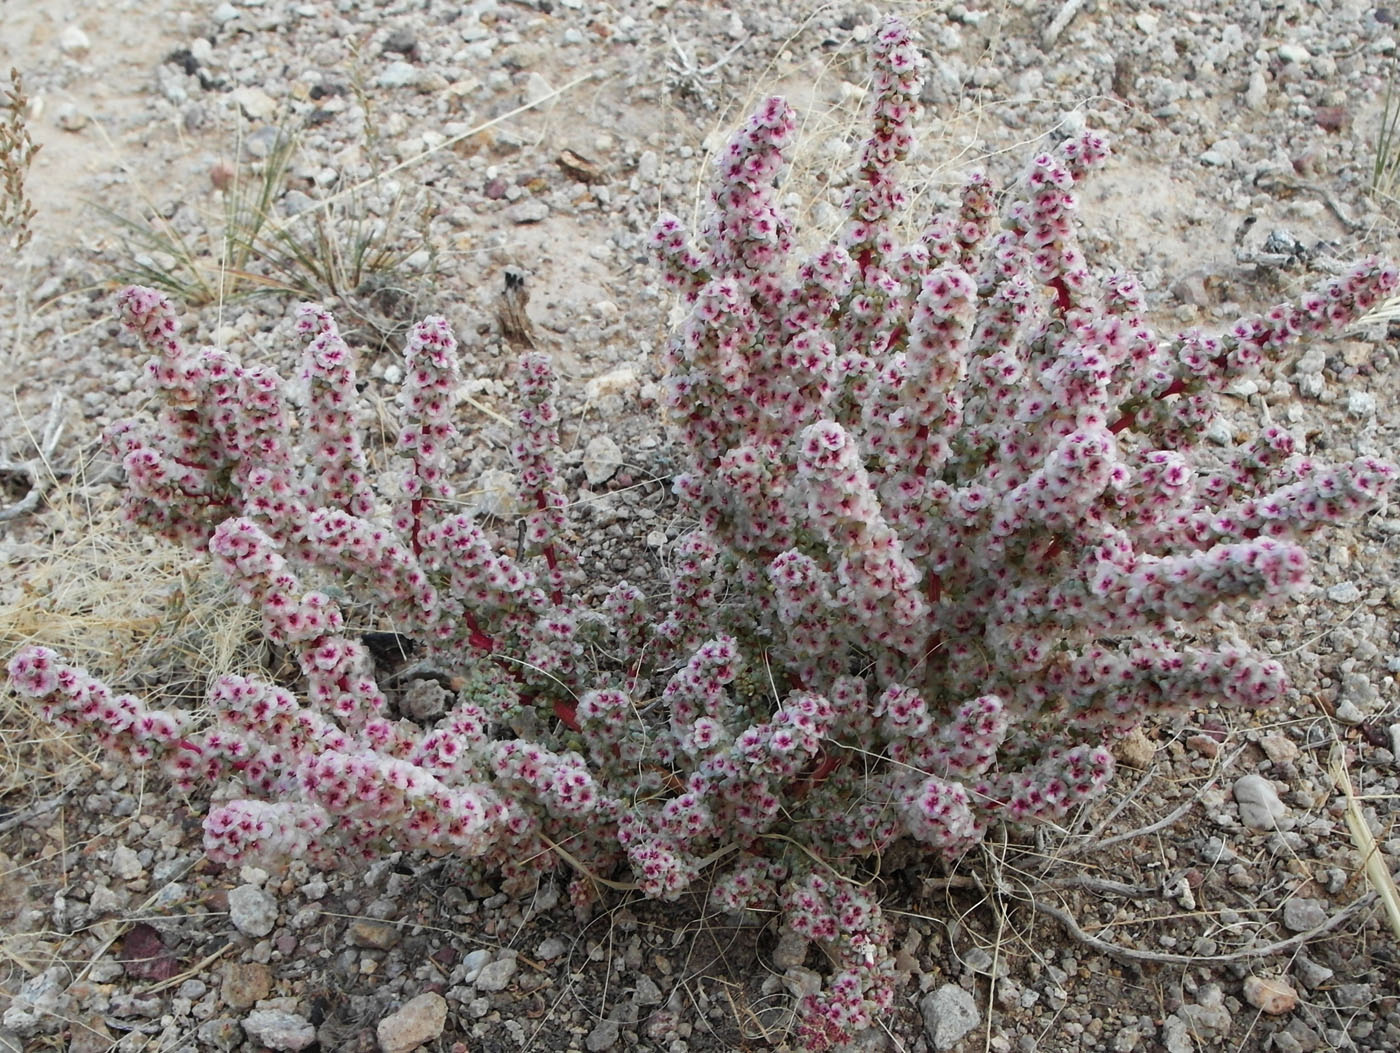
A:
[1011,884,1375,967]
[1065,744,1248,857]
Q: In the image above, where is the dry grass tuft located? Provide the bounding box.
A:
[0,67,39,255]
[1,465,261,810]
[99,120,442,349]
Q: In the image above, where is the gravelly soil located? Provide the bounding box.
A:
[2,2,1400,1051]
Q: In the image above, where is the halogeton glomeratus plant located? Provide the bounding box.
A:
[11,18,1396,1049]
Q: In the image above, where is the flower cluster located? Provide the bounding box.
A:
[9,17,1397,1051]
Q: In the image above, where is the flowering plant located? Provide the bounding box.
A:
[10,18,1396,1047]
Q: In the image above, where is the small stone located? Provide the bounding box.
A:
[536,936,567,961]
[1277,43,1310,63]
[65,1012,113,1053]
[56,103,88,131]
[1326,582,1362,604]
[1282,1019,1323,1051]
[585,1018,620,1051]
[1282,899,1328,932]
[241,1009,316,1051]
[457,948,491,983]
[1186,733,1220,758]
[1114,727,1155,768]
[376,992,447,1053]
[377,61,419,89]
[470,468,520,519]
[584,366,638,400]
[239,866,269,887]
[59,26,92,56]
[1334,700,1365,725]
[920,984,980,1051]
[633,975,663,1006]
[1259,733,1298,766]
[1177,984,1231,1040]
[473,956,517,992]
[582,434,623,486]
[196,1017,242,1052]
[231,86,277,121]
[524,72,554,106]
[1243,975,1298,1015]
[1339,671,1378,711]
[227,884,277,937]
[1199,837,1235,864]
[1161,1016,1193,1053]
[88,884,124,915]
[111,844,143,881]
[504,200,549,224]
[772,930,808,970]
[1233,774,1290,831]
[212,3,240,24]
[1245,69,1268,111]
[958,945,1008,978]
[399,677,447,721]
[1293,955,1334,990]
[1346,390,1376,418]
[221,962,271,1009]
[1200,138,1241,167]
[383,28,417,55]
[350,919,400,950]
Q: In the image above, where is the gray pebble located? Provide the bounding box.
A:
[473,957,517,992]
[227,884,278,938]
[377,992,447,1053]
[1295,348,1326,376]
[1327,581,1362,604]
[378,61,419,88]
[110,844,143,881]
[586,1018,620,1051]
[242,1009,316,1051]
[1161,1015,1193,1053]
[196,1018,242,1052]
[1245,69,1268,110]
[536,936,567,961]
[1334,700,1366,725]
[1293,955,1334,989]
[633,975,663,1006]
[1233,774,1290,831]
[920,984,980,1051]
[1347,390,1377,418]
[1339,671,1378,710]
[505,200,550,224]
[383,28,417,55]
[58,26,92,56]
[1176,984,1231,1040]
[583,434,623,486]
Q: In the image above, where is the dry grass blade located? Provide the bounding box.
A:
[1328,741,1400,940]
[1352,293,1400,333]
[1373,50,1400,204]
